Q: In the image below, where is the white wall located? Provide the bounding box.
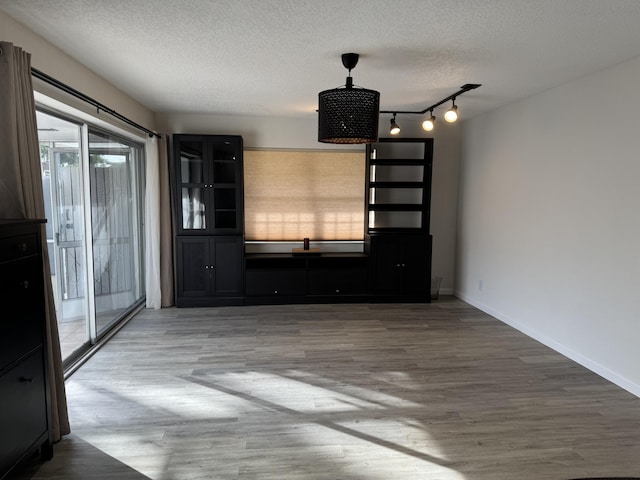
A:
[157,112,462,294]
[457,55,640,395]
[1,10,154,133]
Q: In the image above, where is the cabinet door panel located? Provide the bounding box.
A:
[370,236,405,293]
[212,237,243,296]
[176,237,210,298]
[400,235,430,294]
[370,234,431,296]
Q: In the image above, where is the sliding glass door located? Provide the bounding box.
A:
[88,130,145,336]
[37,110,146,366]
[39,113,89,361]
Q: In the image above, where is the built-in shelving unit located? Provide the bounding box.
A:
[365,138,433,302]
[171,135,434,306]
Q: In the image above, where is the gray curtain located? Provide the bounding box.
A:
[159,134,175,307]
[0,41,71,441]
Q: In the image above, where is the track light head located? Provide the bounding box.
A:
[389,114,400,135]
[422,111,436,131]
[444,101,458,123]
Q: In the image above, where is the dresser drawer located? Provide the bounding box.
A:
[0,348,48,475]
[0,256,45,369]
[0,233,39,263]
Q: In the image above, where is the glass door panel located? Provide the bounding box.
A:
[179,141,204,183]
[213,161,236,183]
[181,187,207,229]
[37,111,90,362]
[178,139,209,232]
[88,130,145,337]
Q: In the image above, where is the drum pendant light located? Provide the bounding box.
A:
[318,53,380,144]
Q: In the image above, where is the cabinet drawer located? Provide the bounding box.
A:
[0,256,45,368]
[0,233,39,263]
[246,269,307,296]
[308,266,368,295]
[0,348,48,474]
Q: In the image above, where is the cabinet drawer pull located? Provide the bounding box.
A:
[19,242,28,252]
[19,376,34,383]
[20,280,30,289]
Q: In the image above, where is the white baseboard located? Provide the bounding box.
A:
[455,290,640,399]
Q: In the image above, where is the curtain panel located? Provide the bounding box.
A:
[145,133,174,308]
[0,41,70,441]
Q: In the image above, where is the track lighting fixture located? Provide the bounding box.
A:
[380,83,480,135]
[422,110,436,131]
[444,100,458,123]
[389,114,400,135]
[316,51,480,142]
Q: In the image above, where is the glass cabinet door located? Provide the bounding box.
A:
[211,139,242,233]
[178,139,209,232]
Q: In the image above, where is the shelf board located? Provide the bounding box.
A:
[369,181,425,188]
[368,204,424,211]
[369,159,426,166]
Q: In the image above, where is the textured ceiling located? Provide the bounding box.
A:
[3,0,640,120]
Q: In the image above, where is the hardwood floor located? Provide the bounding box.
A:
[16,297,640,479]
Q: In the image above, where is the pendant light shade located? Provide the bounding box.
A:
[318,53,380,144]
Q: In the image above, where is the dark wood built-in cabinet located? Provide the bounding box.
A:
[245,253,368,304]
[176,236,244,306]
[172,135,433,306]
[369,233,432,299]
[0,220,53,479]
[365,138,433,301]
[173,134,245,306]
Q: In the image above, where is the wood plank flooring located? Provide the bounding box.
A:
[15,297,640,479]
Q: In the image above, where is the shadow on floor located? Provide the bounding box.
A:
[13,434,152,480]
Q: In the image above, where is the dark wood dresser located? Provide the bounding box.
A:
[0,219,53,479]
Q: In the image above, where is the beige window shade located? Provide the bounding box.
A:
[244,149,365,241]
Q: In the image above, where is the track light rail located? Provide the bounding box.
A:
[380,83,481,115]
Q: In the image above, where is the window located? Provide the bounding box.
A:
[243,149,365,241]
